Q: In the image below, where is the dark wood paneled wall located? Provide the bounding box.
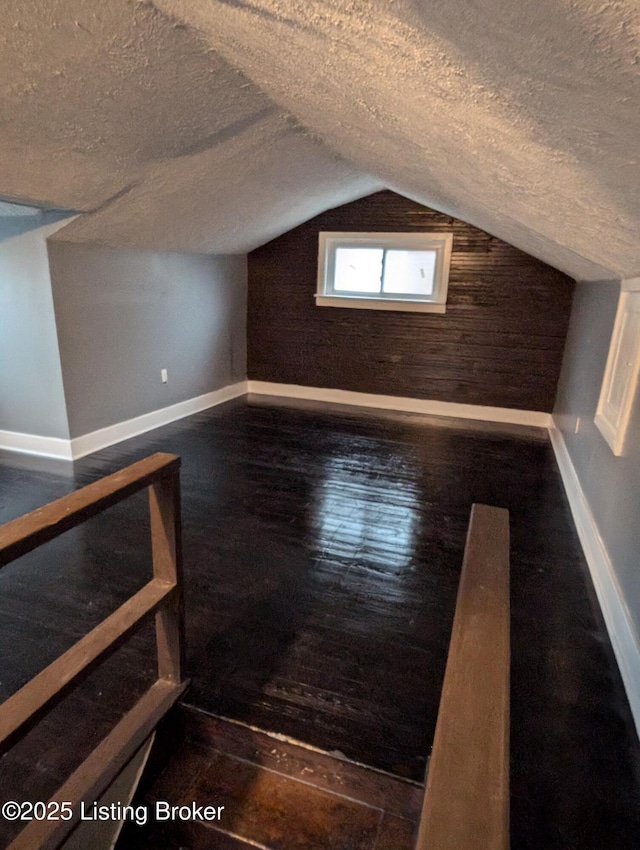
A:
[247,191,575,412]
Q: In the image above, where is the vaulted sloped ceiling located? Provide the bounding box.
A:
[1,0,638,279]
[0,0,381,252]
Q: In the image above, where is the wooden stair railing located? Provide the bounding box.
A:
[0,453,187,850]
[416,503,510,850]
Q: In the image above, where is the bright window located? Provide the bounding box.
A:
[316,232,452,313]
[595,279,640,456]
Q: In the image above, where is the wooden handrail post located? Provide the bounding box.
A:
[0,453,187,850]
[149,463,185,684]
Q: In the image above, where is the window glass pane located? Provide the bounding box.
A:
[382,250,437,295]
[333,248,383,293]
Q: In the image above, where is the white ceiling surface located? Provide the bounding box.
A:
[1,1,639,277]
[56,110,382,254]
[0,0,380,253]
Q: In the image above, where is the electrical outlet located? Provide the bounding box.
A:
[161,369,168,383]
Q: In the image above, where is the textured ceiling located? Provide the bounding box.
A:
[0,0,381,252]
[55,110,381,254]
[1,0,638,278]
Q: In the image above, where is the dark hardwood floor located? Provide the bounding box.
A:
[117,705,422,849]
[0,397,639,848]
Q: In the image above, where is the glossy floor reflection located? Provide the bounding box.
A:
[0,397,639,849]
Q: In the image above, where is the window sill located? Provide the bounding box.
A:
[314,295,447,314]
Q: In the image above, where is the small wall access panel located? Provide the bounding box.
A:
[595,280,640,456]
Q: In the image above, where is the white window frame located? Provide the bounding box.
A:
[315,231,453,313]
[595,278,640,456]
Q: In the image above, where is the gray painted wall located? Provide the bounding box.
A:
[47,243,247,439]
[0,211,75,244]
[0,223,70,438]
[555,280,640,635]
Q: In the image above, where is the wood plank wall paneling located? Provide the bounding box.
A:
[247,191,575,412]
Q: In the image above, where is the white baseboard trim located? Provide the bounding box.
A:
[0,382,548,462]
[247,381,552,428]
[0,429,74,461]
[549,422,640,739]
[70,381,248,460]
[0,382,248,462]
